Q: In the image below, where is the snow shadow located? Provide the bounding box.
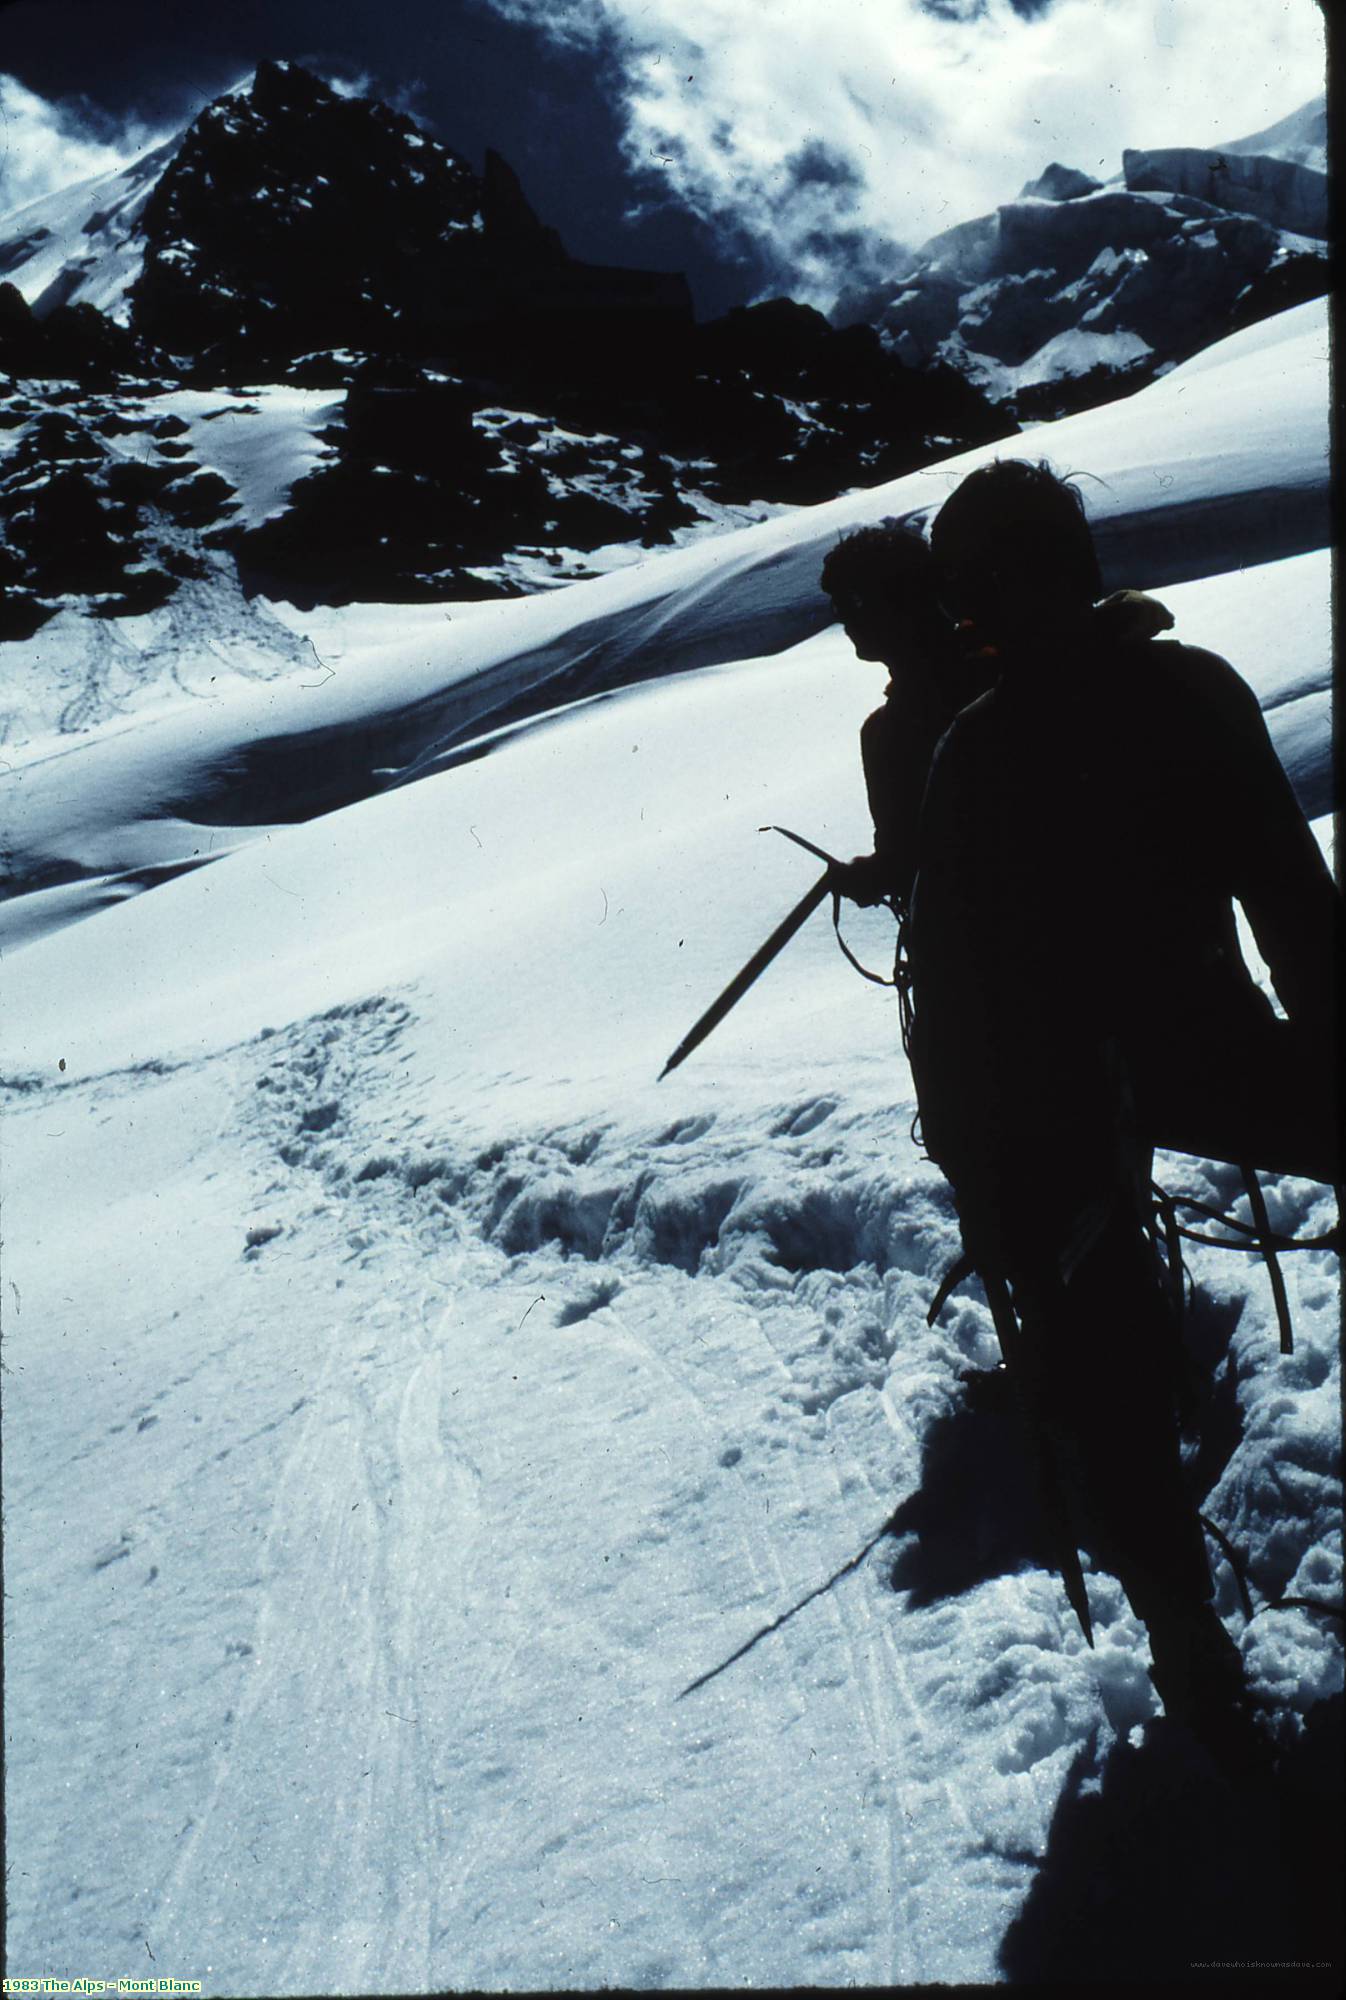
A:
[1000,1695,1345,1984]
[886,1382,1055,1605]
[888,1282,1247,1615]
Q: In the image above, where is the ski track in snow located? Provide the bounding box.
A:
[6,981,1338,1990]
[171,1004,951,1991]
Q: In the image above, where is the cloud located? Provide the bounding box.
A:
[0,65,440,225]
[301,60,436,133]
[479,0,1325,308]
[0,74,168,217]
[325,69,378,100]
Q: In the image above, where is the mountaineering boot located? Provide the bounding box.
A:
[959,1362,1012,1413]
[1147,1599,1242,1712]
[1145,1601,1270,1774]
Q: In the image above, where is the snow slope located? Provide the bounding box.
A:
[1225,95,1328,176]
[2,295,1340,1992]
[157,385,343,528]
[0,139,179,318]
[0,299,1330,945]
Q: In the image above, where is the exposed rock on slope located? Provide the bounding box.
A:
[2,67,1324,619]
[0,281,161,383]
[0,384,217,637]
[0,63,1008,619]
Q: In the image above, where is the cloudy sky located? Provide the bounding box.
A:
[0,0,1326,314]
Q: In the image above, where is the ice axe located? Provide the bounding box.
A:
[658,826,839,1081]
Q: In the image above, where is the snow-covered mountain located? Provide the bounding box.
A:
[835,94,1328,419]
[0,135,180,322]
[2,291,1340,1990]
[1,297,1331,925]
[0,62,1007,626]
[0,64,1339,1988]
[1222,95,1328,175]
[7,66,1329,637]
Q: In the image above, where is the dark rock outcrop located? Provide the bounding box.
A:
[130,62,485,369]
[5,60,1012,618]
[0,379,238,626]
[128,61,693,389]
[1019,163,1102,203]
[224,358,699,607]
[0,282,160,383]
[676,300,1007,506]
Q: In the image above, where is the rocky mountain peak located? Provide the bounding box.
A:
[247,55,334,120]
[845,103,1328,421]
[480,149,566,262]
[128,61,486,368]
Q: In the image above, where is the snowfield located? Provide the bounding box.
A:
[158,385,345,530]
[2,298,1341,1990]
[0,299,1330,946]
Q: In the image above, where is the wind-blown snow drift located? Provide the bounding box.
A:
[2,294,1339,1993]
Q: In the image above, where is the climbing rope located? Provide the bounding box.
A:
[829,886,898,988]
[1150,1177,1340,1357]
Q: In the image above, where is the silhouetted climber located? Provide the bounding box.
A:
[820,519,1179,917]
[819,521,990,914]
[906,458,1342,1750]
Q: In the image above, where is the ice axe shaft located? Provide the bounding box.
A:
[659,827,843,1081]
[659,872,830,1080]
